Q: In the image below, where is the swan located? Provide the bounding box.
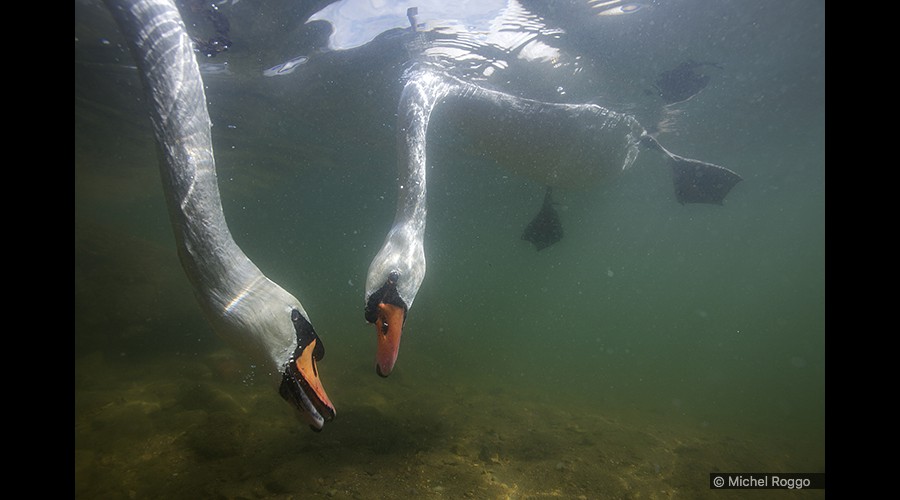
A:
[364,66,741,377]
[103,0,335,430]
[363,69,457,378]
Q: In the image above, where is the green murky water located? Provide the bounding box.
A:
[75,1,824,498]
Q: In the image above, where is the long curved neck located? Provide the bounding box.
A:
[394,71,438,241]
[366,68,458,307]
[105,0,303,378]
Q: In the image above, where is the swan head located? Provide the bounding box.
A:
[279,309,336,431]
[364,220,426,377]
[364,270,409,377]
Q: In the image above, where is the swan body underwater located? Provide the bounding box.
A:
[363,65,742,377]
[103,0,335,430]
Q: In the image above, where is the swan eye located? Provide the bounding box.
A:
[380,320,389,335]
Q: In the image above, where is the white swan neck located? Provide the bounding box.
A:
[107,0,303,379]
[365,69,457,308]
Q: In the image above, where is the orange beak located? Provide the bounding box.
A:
[280,309,336,431]
[375,302,405,377]
[293,338,335,417]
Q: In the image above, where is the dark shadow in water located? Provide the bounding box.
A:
[293,403,453,459]
[521,187,564,251]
